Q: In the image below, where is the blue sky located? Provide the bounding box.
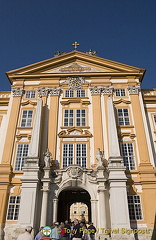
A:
[0,0,156,91]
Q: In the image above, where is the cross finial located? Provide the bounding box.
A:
[72,41,80,50]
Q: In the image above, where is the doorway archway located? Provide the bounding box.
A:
[57,189,91,223]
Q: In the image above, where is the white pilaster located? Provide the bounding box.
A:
[18,98,43,230]
[107,96,120,157]
[107,97,133,239]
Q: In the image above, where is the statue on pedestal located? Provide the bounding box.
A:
[44,148,52,168]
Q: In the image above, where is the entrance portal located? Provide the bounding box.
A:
[57,189,91,223]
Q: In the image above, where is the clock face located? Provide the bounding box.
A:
[68,76,84,90]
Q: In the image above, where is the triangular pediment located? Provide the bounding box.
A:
[6,51,145,83]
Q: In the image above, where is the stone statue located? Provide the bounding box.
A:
[44,148,52,168]
[96,148,108,168]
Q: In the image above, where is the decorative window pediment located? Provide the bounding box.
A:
[113,99,131,105]
[21,100,37,106]
[58,127,92,138]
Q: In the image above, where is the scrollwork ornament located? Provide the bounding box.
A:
[67,76,85,90]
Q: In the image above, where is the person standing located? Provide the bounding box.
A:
[64,220,71,240]
[50,222,61,240]
[72,219,83,240]
[88,223,96,240]
[34,226,44,240]
[17,226,34,240]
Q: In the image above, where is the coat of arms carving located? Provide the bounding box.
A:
[67,166,83,178]
[68,76,85,90]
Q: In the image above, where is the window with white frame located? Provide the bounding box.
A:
[76,90,85,97]
[14,144,29,171]
[64,109,86,127]
[117,108,130,126]
[7,196,21,220]
[76,143,86,167]
[76,109,86,126]
[121,143,135,170]
[64,110,74,126]
[65,90,74,98]
[63,143,87,168]
[64,90,86,98]
[25,91,36,98]
[115,89,126,97]
[21,110,33,127]
[154,115,156,125]
[128,195,143,220]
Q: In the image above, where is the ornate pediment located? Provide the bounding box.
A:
[58,127,92,138]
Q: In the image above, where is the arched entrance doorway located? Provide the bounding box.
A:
[57,189,91,223]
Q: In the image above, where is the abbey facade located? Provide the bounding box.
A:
[0,50,155,240]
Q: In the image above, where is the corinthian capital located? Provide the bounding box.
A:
[38,88,49,97]
[127,86,140,95]
[101,86,114,95]
[49,87,61,96]
[12,88,24,97]
[89,86,101,95]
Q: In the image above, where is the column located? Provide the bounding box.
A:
[89,87,104,160]
[0,88,23,239]
[18,98,42,230]
[48,87,61,159]
[53,199,58,222]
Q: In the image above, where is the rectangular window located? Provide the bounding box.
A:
[128,195,143,220]
[117,109,130,126]
[64,110,74,126]
[7,196,20,220]
[25,91,36,98]
[14,144,29,171]
[21,110,33,127]
[76,109,86,126]
[65,90,74,98]
[63,143,87,168]
[154,115,156,125]
[76,144,86,168]
[64,109,86,127]
[115,89,126,97]
[76,90,85,97]
[63,144,74,168]
[121,143,135,170]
